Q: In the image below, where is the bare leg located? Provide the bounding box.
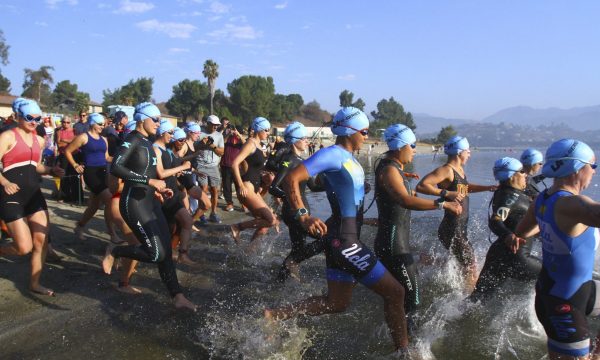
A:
[369,271,409,350]
[28,211,54,296]
[175,208,196,265]
[209,185,218,215]
[75,193,101,239]
[173,293,197,312]
[100,189,123,244]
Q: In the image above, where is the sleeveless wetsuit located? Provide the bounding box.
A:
[81,132,108,195]
[374,158,419,314]
[470,185,541,301]
[242,141,266,192]
[269,145,324,281]
[179,141,196,190]
[0,129,47,223]
[155,144,184,224]
[110,131,182,297]
[524,174,548,200]
[438,166,474,269]
[303,145,385,286]
[534,189,600,357]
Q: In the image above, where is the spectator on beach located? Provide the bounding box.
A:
[73,111,90,135]
[54,116,79,202]
[221,124,244,212]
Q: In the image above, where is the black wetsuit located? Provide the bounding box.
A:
[110,131,182,297]
[524,174,547,200]
[438,167,474,269]
[268,146,324,281]
[374,158,419,314]
[470,185,541,301]
[242,142,266,192]
[155,145,184,224]
[179,141,196,190]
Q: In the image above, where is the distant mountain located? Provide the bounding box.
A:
[412,113,473,135]
[482,105,600,131]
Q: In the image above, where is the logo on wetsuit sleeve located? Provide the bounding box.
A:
[341,243,371,271]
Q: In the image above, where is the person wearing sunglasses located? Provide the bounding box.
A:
[268,122,325,282]
[103,102,196,311]
[264,107,410,354]
[0,99,65,296]
[468,157,541,303]
[374,124,462,330]
[65,113,122,245]
[514,139,599,360]
[416,135,496,291]
[520,148,548,200]
[153,121,196,266]
[230,116,279,252]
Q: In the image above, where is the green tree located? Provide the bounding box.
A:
[227,75,275,125]
[50,80,90,113]
[269,93,304,122]
[102,77,153,108]
[338,89,365,111]
[436,125,457,144]
[202,59,219,115]
[22,65,54,104]
[370,97,416,131]
[300,100,329,123]
[165,79,209,121]
[0,29,10,95]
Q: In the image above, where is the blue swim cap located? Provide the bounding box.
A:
[17,99,42,118]
[493,157,523,182]
[384,124,416,151]
[252,117,271,133]
[134,102,160,122]
[444,136,470,155]
[520,148,543,166]
[172,127,186,141]
[331,107,369,136]
[12,97,26,113]
[157,119,175,135]
[124,120,137,134]
[88,113,105,125]
[185,123,201,133]
[542,139,596,178]
[283,122,307,144]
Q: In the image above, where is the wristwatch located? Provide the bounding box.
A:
[439,189,448,199]
[434,198,445,210]
[294,207,309,220]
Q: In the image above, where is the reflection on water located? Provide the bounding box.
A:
[200,149,600,359]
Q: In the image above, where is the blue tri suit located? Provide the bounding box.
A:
[534,189,600,357]
[303,145,385,286]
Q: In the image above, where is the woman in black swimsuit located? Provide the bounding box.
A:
[230,117,279,251]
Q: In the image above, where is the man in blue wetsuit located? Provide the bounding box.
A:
[515,139,600,359]
[264,107,409,354]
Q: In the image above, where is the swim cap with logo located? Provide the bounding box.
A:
[12,97,27,114]
[157,119,175,135]
[444,136,470,155]
[252,117,271,132]
[493,157,523,181]
[520,148,543,166]
[88,113,105,125]
[283,121,307,144]
[17,99,42,118]
[542,139,596,178]
[384,124,416,151]
[331,107,369,136]
[134,102,160,122]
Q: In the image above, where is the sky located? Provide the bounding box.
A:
[1,0,600,120]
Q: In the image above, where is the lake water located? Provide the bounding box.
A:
[196,148,600,360]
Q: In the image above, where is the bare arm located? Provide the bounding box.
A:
[282,164,328,236]
[154,147,191,179]
[0,131,17,192]
[416,165,465,202]
[64,133,88,173]
[468,183,496,193]
[561,195,600,230]
[515,203,539,240]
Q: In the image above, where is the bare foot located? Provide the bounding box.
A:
[102,244,115,275]
[74,224,85,240]
[173,293,197,312]
[31,285,55,297]
[177,252,198,266]
[110,234,126,245]
[230,224,241,244]
[192,225,201,232]
[116,284,142,294]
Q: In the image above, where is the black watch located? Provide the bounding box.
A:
[440,189,448,199]
[294,208,309,220]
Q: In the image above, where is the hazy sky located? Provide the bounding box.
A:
[1,0,599,120]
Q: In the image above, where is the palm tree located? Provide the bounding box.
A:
[202,59,219,115]
[23,65,54,104]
